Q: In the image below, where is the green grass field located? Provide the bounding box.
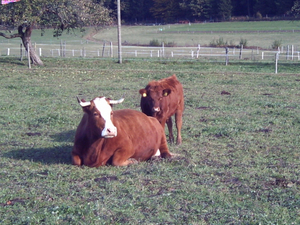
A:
[1,20,300,51]
[92,20,300,49]
[0,57,299,224]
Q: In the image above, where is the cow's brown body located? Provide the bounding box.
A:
[72,98,171,167]
[139,75,184,145]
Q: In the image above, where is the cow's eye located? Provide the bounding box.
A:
[93,112,98,117]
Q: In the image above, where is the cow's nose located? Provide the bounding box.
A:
[103,126,117,138]
[153,107,160,112]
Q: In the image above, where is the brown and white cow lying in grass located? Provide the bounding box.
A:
[72,96,172,167]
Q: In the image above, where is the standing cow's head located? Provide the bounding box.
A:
[77,96,124,138]
[139,87,171,116]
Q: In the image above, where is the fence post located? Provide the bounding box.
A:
[262,52,264,60]
[162,42,165,57]
[275,52,279,74]
[60,40,62,57]
[110,42,113,57]
[239,45,243,59]
[20,43,23,61]
[286,45,289,60]
[27,43,31,69]
[39,48,42,57]
[7,48,10,56]
[291,45,294,61]
[197,44,200,58]
[225,47,229,66]
[102,42,106,57]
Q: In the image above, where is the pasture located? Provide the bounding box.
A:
[1,20,300,61]
[0,57,299,224]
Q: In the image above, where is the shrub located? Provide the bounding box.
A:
[256,12,262,19]
[271,40,282,50]
[239,38,248,48]
[149,39,160,46]
[164,41,176,47]
[209,37,228,47]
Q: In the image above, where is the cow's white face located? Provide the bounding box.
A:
[94,97,117,138]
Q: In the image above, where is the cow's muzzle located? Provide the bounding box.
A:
[153,107,160,112]
[102,126,117,138]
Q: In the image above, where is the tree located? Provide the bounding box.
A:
[0,0,113,66]
[179,0,208,20]
[150,0,181,23]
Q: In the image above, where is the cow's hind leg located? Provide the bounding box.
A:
[175,111,183,145]
[166,117,174,143]
[159,134,172,159]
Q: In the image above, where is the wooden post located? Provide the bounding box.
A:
[102,42,106,57]
[275,52,279,74]
[239,45,243,59]
[20,43,23,61]
[117,0,122,63]
[60,40,62,57]
[110,42,113,57]
[225,47,229,66]
[27,43,31,69]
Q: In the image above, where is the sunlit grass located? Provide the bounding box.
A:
[0,58,299,224]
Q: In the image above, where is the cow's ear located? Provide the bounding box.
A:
[162,89,171,97]
[139,89,147,97]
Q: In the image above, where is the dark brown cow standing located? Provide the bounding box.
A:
[72,96,172,167]
[139,74,184,145]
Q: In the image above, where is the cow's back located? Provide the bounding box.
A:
[112,109,167,160]
[162,77,184,119]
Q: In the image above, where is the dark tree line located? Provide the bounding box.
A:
[96,0,297,23]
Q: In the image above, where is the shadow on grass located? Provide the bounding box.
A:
[3,145,72,165]
[2,129,76,164]
[50,130,75,143]
[0,57,26,66]
[3,129,75,165]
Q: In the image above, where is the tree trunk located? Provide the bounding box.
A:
[20,25,44,66]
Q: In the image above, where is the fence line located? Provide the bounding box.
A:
[1,42,300,64]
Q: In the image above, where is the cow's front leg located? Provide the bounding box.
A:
[111,148,136,166]
[166,117,174,143]
[72,153,82,166]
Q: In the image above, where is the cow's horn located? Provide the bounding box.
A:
[76,96,91,107]
[108,97,124,105]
